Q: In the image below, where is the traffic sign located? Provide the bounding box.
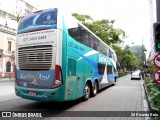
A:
[154,70,160,85]
[153,53,160,68]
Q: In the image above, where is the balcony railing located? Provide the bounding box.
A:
[0,50,15,58]
[5,51,12,55]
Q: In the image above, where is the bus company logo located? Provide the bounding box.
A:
[20,73,50,81]
[46,15,51,20]
[2,112,11,117]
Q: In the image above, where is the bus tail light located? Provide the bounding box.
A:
[50,65,62,89]
[54,8,58,10]
[14,65,19,86]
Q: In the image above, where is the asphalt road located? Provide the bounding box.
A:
[0,75,150,120]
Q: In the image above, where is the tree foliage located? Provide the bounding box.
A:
[129,45,146,61]
[72,13,93,23]
[120,45,142,71]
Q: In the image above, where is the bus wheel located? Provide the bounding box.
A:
[92,81,98,97]
[82,83,91,101]
[112,78,116,86]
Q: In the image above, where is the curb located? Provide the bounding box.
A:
[141,81,150,111]
[141,81,153,120]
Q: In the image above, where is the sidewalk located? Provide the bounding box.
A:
[0,77,15,81]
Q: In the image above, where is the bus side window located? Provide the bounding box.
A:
[106,48,110,56]
[111,51,116,61]
[90,34,99,51]
[100,49,107,55]
[107,65,113,74]
[68,58,76,76]
[80,30,91,47]
[68,27,81,42]
[98,63,105,75]
[99,43,107,55]
[108,49,112,58]
[67,15,81,42]
[93,42,98,50]
[76,24,91,48]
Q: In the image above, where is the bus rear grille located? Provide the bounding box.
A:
[18,45,53,70]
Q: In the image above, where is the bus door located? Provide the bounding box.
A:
[76,60,84,98]
[65,58,76,100]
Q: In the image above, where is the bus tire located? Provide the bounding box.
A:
[92,81,98,97]
[82,83,91,101]
[112,77,116,86]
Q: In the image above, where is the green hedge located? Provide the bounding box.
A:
[144,77,160,119]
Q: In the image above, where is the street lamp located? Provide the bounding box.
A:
[142,47,147,68]
[141,36,147,68]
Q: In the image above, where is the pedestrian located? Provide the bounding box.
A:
[141,71,144,80]
[144,68,149,77]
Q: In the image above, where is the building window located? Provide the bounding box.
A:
[6,62,11,72]
[8,41,12,51]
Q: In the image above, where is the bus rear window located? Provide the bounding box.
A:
[18,9,57,30]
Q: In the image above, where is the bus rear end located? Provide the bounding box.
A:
[15,8,65,102]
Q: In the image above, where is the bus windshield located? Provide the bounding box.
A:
[18,9,57,30]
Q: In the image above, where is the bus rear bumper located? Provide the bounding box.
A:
[15,86,65,102]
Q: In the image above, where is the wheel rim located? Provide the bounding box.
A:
[84,85,90,99]
[93,83,97,94]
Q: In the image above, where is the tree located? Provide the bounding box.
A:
[129,45,147,69]
[129,45,146,60]
[117,45,141,71]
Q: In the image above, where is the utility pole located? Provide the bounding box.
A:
[142,36,144,67]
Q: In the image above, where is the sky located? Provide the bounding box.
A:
[24,0,150,51]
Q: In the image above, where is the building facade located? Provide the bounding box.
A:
[0,0,37,77]
[0,24,16,77]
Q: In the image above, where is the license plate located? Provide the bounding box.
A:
[29,91,37,96]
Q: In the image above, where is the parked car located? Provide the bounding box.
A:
[131,71,141,80]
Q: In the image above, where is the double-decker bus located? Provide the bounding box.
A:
[15,8,118,102]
